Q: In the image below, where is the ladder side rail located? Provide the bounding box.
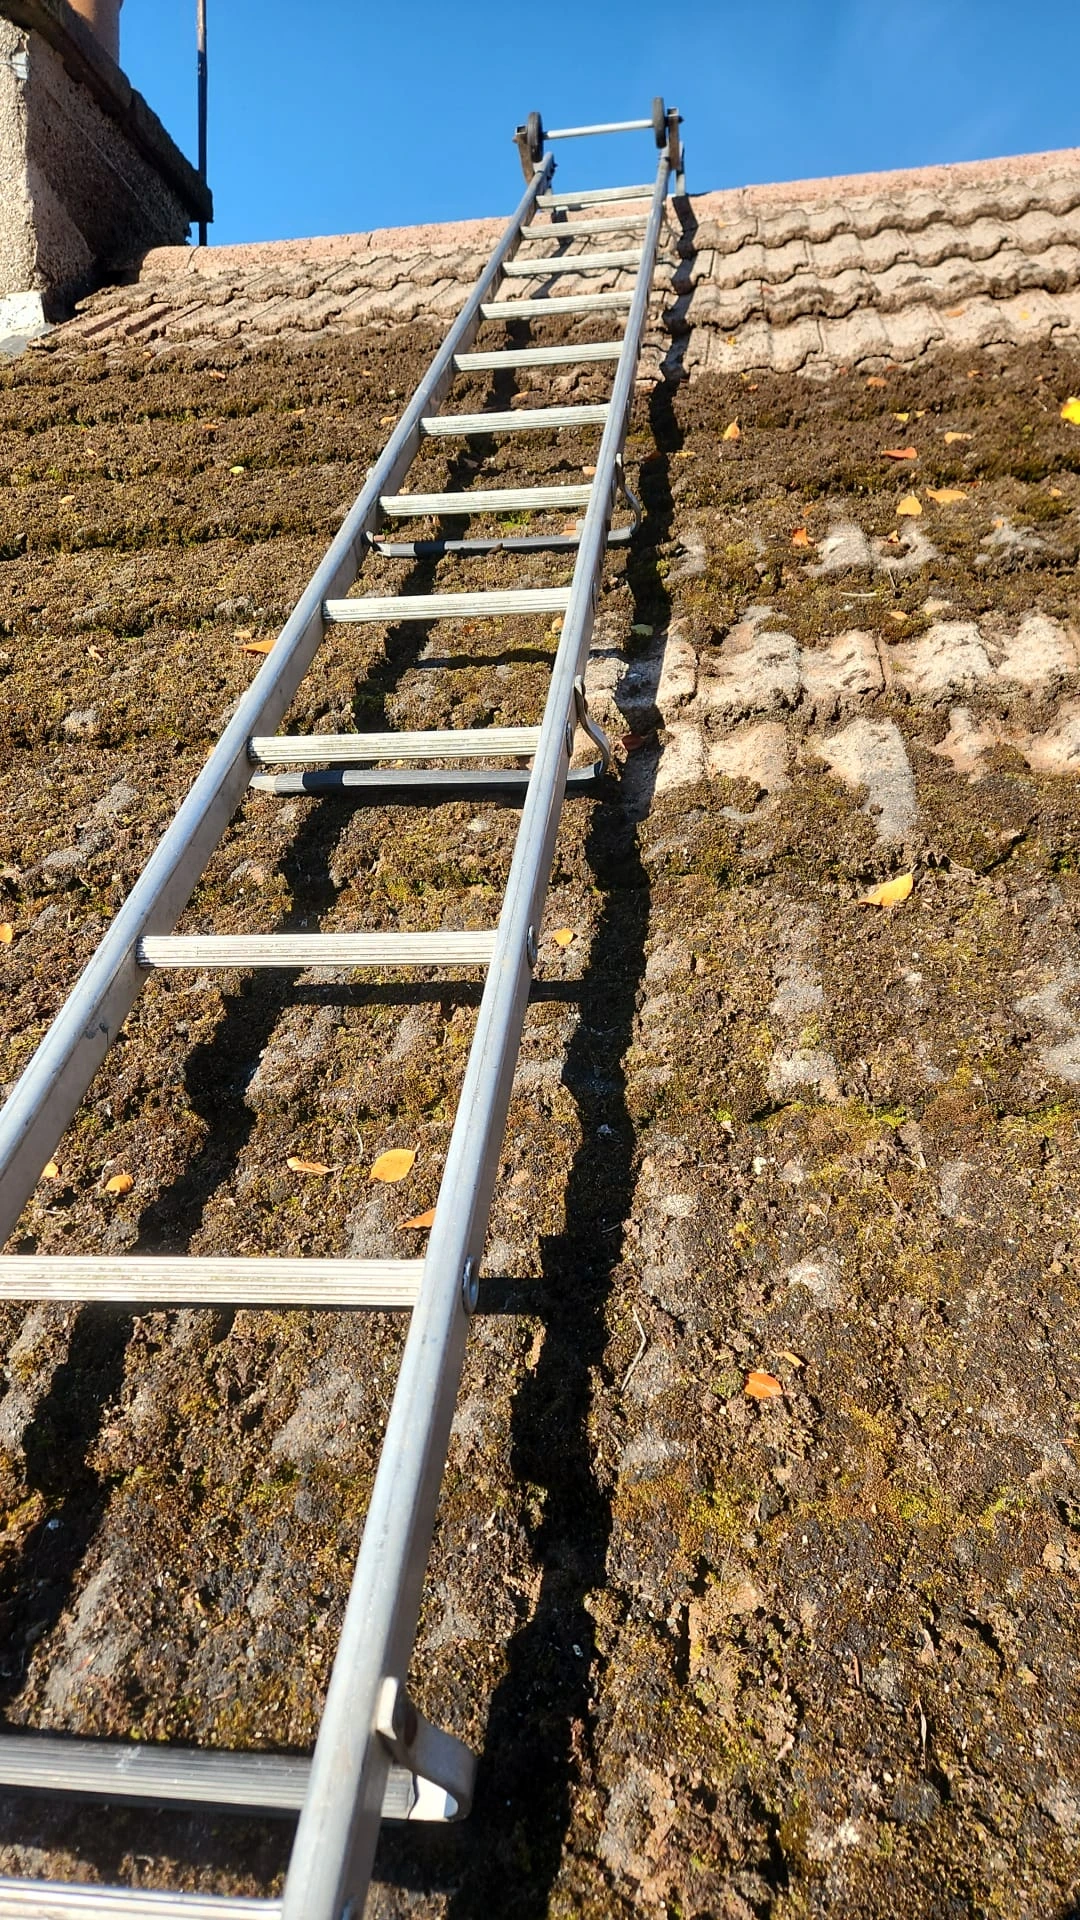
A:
[279,147,671,1920]
[0,156,554,1249]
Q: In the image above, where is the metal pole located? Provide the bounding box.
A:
[196,0,207,246]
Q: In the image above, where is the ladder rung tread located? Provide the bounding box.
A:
[519,215,651,238]
[537,184,653,207]
[250,766,605,799]
[324,587,570,622]
[379,484,591,517]
[503,249,641,274]
[421,404,608,435]
[0,1884,278,1919]
[250,728,541,765]
[453,343,623,370]
[139,933,497,970]
[0,1257,425,1307]
[480,292,633,318]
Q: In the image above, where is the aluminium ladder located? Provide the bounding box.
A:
[0,98,683,1919]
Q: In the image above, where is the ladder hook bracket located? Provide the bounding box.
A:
[614,453,642,536]
[375,1679,477,1819]
[573,677,613,775]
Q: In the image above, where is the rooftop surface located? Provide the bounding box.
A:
[1,141,1080,1916]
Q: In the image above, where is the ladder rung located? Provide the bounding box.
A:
[138,933,498,970]
[503,249,641,275]
[250,766,605,799]
[454,342,623,370]
[0,1732,450,1823]
[421,404,608,436]
[250,727,541,764]
[324,587,570,622]
[0,1257,425,1308]
[0,1885,278,1919]
[480,291,633,319]
[380,484,592,517]
[537,184,653,207]
[519,215,651,238]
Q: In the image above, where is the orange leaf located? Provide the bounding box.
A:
[745,1369,783,1401]
[866,375,888,388]
[104,1171,133,1195]
[399,1206,436,1230]
[40,1161,59,1181]
[791,527,811,548]
[620,731,653,753]
[552,927,575,948]
[1061,397,1080,426]
[241,638,274,655]
[582,464,597,477]
[882,447,918,461]
[370,1147,416,1184]
[943,430,972,444]
[59,494,76,508]
[286,1156,331,1175]
[945,306,966,318]
[925,486,966,505]
[859,871,914,907]
[896,494,922,517]
[722,420,741,441]
[0,923,12,945]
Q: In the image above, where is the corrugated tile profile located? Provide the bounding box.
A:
[43,143,1080,379]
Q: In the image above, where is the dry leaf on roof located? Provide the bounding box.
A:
[888,610,909,623]
[860,871,914,907]
[399,1206,436,1231]
[943,430,972,444]
[229,465,246,475]
[552,927,575,948]
[370,1147,416,1184]
[104,1172,133,1195]
[207,369,227,381]
[1050,486,1064,498]
[379,414,396,425]
[882,447,918,462]
[866,375,887,388]
[791,527,811,548]
[40,1161,58,1181]
[745,1369,783,1401]
[892,411,910,424]
[946,306,967,318]
[0,923,12,946]
[241,639,275,655]
[286,1156,331,1175]
[896,495,922,516]
[582,464,597,476]
[722,420,741,441]
[1061,397,1080,426]
[620,731,653,753]
[925,487,967,505]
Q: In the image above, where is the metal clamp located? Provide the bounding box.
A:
[614,453,642,536]
[572,677,613,775]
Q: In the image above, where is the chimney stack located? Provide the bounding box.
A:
[67,0,121,63]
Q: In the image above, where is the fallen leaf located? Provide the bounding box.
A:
[791,527,811,548]
[1061,398,1080,426]
[896,494,922,516]
[1050,486,1064,498]
[59,495,76,509]
[104,1171,134,1195]
[860,871,914,907]
[888,609,909,622]
[552,927,575,948]
[866,375,888,388]
[722,420,741,441]
[882,447,918,461]
[0,923,12,945]
[40,1161,59,1181]
[370,1147,416,1184]
[286,1156,331,1175]
[399,1206,436,1230]
[893,411,910,424]
[925,486,967,505]
[379,414,396,425]
[229,465,247,475]
[207,369,228,381]
[582,464,597,477]
[745,1369,783,1401]
[620,731,653,753]
[945,305,966,318]
[780,1349,805,1369]
[673,448,696,459]
[241,638,275,655]
[943,430,972,444]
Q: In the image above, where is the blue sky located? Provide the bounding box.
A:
[123,0,1080,248]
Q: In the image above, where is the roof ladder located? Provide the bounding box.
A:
[0,95,682,1920]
